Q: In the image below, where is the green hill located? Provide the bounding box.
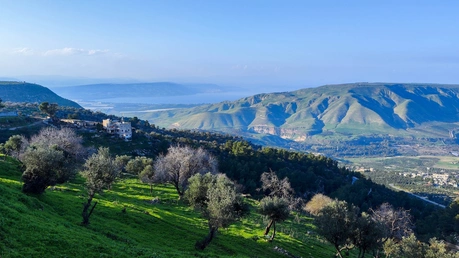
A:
[141,83,459,149]
[0,81,81,108]
[0,155,335,257]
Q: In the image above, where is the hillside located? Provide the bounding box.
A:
[0,81,81,108]
[141,83,459,155]
[0,155,335,258]
[51,82,226,101]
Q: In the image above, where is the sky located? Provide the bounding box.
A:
[1,0,459,89]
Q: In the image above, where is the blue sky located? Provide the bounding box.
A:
[1,0,459,88]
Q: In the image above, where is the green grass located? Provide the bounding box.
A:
[0,155,336,257]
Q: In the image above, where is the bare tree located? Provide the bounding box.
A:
[81,147,121,225]
[259,170,294,199]
[370,203,413,243]
[29,127,86,166]
[154,145,218,198]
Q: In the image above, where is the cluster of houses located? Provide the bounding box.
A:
[399,171,458,187]
[62,118,132,140]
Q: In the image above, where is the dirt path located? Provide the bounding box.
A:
[1,120,45,131]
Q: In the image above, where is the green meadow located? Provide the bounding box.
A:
[0,155,336,257]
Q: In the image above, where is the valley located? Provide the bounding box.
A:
[2,80,459,257]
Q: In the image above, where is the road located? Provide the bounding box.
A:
[389,184,446,208]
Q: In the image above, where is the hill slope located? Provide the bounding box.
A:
[0,81,81,108]
[0,155,333,258]
[144,83,459,141]
[51,82,226,101]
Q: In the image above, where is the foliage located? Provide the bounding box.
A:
[259,196,290,241]
[21,145,67,194]
[314,200,359,258]
[353,212,384,258]
[139,164,155,195]
[39,102,58,118]
[185,173,215,209]
[154,145,218,197]
[185,173,244,250]
[304,193,333,216]
[81,147,121,225]
[20,127,86,194]
[382,234,459,258]
[3,134,27,158]
[126,156,153,175]
[115,154,131,170]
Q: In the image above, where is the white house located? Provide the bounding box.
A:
[102,119,132,140]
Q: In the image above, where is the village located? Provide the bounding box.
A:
[60,118,133,140]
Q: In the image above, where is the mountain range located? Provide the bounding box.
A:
[0,81,81,108]
[143,83,459,142]
[51,82,227,101]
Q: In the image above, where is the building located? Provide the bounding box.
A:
[61,119,99,128]
[102,119,132,140]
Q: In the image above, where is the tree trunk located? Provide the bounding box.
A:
[173,182,183,199]
[195,225,217,250]
[82,193,97,225]
[335,245,344,258]
[264,219,274,236]
[270,221,276,241]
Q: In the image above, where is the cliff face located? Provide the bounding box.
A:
[249,126,312,141]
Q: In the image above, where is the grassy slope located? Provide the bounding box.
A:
[0,155,336,258]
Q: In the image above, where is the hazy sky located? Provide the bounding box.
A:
[1,0,459,88]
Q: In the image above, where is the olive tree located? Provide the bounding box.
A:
[314,200,359,258]
[384,234,459,258]
[39,102,58,119]
[353,212,385,258]
[185,173,243,250]
[259,196,290,241]
[126,156,153,175]
[21,145,66,193]
[21,127,85,194]
[81,147,121,225]
[139,164,155,196]
[154,145,218,198]
[3,135,28,159]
